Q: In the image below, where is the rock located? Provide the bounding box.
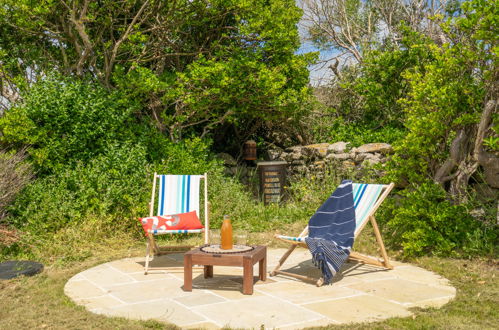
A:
[285,151,306,162]
[284,146,311,160]
[290,152,302,161]
[291,159,305,165]
[326,153,350,160]
[327,142,349,154]
[267,147,284,161]
[365,153,382,161]
[304,143,330,158]
[286,144,323,159]
[356,143,393,154]
[361,155,382,166]
[342,160,356,168]
[314,172,325,180]
[355,153,368,162]
[285,145,302,153]
[217,152,237,166]
[313,160,325,169]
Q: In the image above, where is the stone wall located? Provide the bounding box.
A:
[217,142,393,180]
[267,142,393,176]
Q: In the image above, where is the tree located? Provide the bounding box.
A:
[0,0,313,140]
[389,0,498,200]
[0,0,237,85]
[301,0,453,72]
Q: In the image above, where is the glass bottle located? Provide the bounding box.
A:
[220,215,233,250]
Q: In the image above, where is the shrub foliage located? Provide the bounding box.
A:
[379,182,497,257]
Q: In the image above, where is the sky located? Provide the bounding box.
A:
[295,1,338,86]
[297,41,338,86]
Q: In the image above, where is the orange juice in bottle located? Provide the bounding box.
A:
[220,215,233,250]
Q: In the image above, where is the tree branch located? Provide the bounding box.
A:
[105,0,151,84]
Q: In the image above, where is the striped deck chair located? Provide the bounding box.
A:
[271,182,394,286]
[143,172,209,274]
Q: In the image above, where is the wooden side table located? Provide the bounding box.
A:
[183,245,266,295]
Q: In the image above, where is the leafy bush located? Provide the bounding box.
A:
[0,72,220,253]
[311,116,406,146]
[344,28,437,127]
[156,137,219,175]
[7,136,219,236]
[378,182,497,257]
[0,74,153,174]
[8,144,150,234]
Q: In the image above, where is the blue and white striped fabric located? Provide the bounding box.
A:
[157,175,202,217]
[276,183,384,241]
[352,183,384,234]
[305,180,356,284]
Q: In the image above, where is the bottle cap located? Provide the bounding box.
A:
[223,215,230,220]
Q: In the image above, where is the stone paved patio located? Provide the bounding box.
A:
[64,248,456,329]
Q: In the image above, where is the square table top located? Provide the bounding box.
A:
[185,245,266,262]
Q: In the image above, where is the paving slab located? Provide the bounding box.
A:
[75,295,125,310]
[64,279,106,299]
[192,296,323,329]
[103,278,189,304]
[173,292,227,307]
[65,248,456,328]
[303,294,412,323]
[108,258,147,273]
[99,299,207,326]
[390,264,452,286]
[255,281,361,304]
[340,264,397,282]
[347,278,456,305]
[82,265,136,287]
[128,271,170,281]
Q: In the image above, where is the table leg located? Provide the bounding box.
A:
[183,254,192,291]
[204,265,213,278]
[259,255,266,281]
[243,257,253,295]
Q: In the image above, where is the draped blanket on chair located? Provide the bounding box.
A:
[305,180,356,284]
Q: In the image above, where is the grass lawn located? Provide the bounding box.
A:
[0,229,497,330]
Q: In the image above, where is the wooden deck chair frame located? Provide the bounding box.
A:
[144,172,209,274]
[270,182,394,286]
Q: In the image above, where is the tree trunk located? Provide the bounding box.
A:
[474,99,499,188]
[434,99,498,202]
